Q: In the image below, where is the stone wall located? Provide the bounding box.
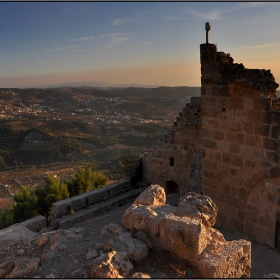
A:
[4,215,46,233]
[49,179,132,226]
[143,97,203,194]
[200,43,280,247]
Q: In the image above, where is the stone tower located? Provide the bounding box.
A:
[143,25,280,248]
[200,41,280,247]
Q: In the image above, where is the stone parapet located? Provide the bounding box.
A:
[49,179,132,226]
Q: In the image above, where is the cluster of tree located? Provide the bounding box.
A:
[86,135,121,148]
[0,167,108,229]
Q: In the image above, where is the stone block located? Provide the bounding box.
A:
[267,151,279,163]
[202,158,217,170]
[239,188,248,201]
[229,143,240,154]
[269,167,280,178]
[271,125,280,139]
[208,170,222,181]
[225,195,244,210]
[262,112,272,124]
[244,159,256,168]
[273,112,280,124]
[243,122,254,134]
[230,168,238,176]
[248,110,262,123]
[229,97,243,109]
[201,64,217,76]
[254,124,270,136]
[230,186,240,198]
[235,133,245,144]
[254,98,268,111]
[227,217,243,232]
[243,96,254,110]
[238,210,245,220]
[263,137,278,151]
[219,141,230,153]
[228,121,242,132]
[235,109,249,123]
[206,150,221,161]
[213,130,224,140]
[232,156,243,167]
[245,135,259,146]
[202,128,209,137]
[225,131,236,142]
[251,172,262,185]
[202,139,218,149]
[222,152,231,164]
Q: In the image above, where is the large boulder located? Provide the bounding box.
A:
[122,186,251,278]
[38,227,84,252]
[6,258,40,278]
[91,250,133,278]
[197,239,251,278]
[0,260,15,278]
[134,184,166,206]
[101,223,148,262]
[174,192,218,227]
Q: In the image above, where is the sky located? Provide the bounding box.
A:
[0,2,280,88]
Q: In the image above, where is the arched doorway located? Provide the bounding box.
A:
[243,177,280,248]
[165,180,180,194]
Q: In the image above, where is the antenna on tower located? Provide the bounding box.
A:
[205,22,211,44]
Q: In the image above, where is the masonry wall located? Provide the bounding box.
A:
[200,43,280,247]
[143,97,202,194]
[49,179,131,226]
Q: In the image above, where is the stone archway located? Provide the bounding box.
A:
[165,180,180,194]
[243,175,280,248]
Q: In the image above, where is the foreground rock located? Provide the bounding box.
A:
[122,184,251,278]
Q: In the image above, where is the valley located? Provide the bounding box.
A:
[0,86,200,206]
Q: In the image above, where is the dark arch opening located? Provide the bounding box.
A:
[165,180,180,194]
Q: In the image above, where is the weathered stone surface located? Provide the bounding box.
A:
[0,260,14,278]
[0,225,38,243]
[122,187,251,278]
[131,272,151,278]
[266,273,280,278]
[38,227,84,252]
[6,258,40,278]
[134,184,166,206]
[197,239,251,278]
[70,268,84,278]
[101,223,148,262]
[91,250,133,278]
[17,248,25,256]
[45,273,60,278]
[86,248,99,260]
[134,230,153,249]
[42,250,55,261]
[174,192,218,227]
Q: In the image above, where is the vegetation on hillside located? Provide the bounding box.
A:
[0,168,108,229]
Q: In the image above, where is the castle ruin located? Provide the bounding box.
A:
[143,25,280,249]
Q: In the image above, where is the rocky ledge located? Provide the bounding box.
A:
[0,184,251,278]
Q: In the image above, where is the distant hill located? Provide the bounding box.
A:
[25,81,163,89]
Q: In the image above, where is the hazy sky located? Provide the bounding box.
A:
[0,2,280,88]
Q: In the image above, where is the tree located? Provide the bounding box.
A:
[67,168,108,197]
[13,186,38,223]
[0,207,15,229]
[45,175,69,208]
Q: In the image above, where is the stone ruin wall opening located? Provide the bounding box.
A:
[143,97,203,195]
